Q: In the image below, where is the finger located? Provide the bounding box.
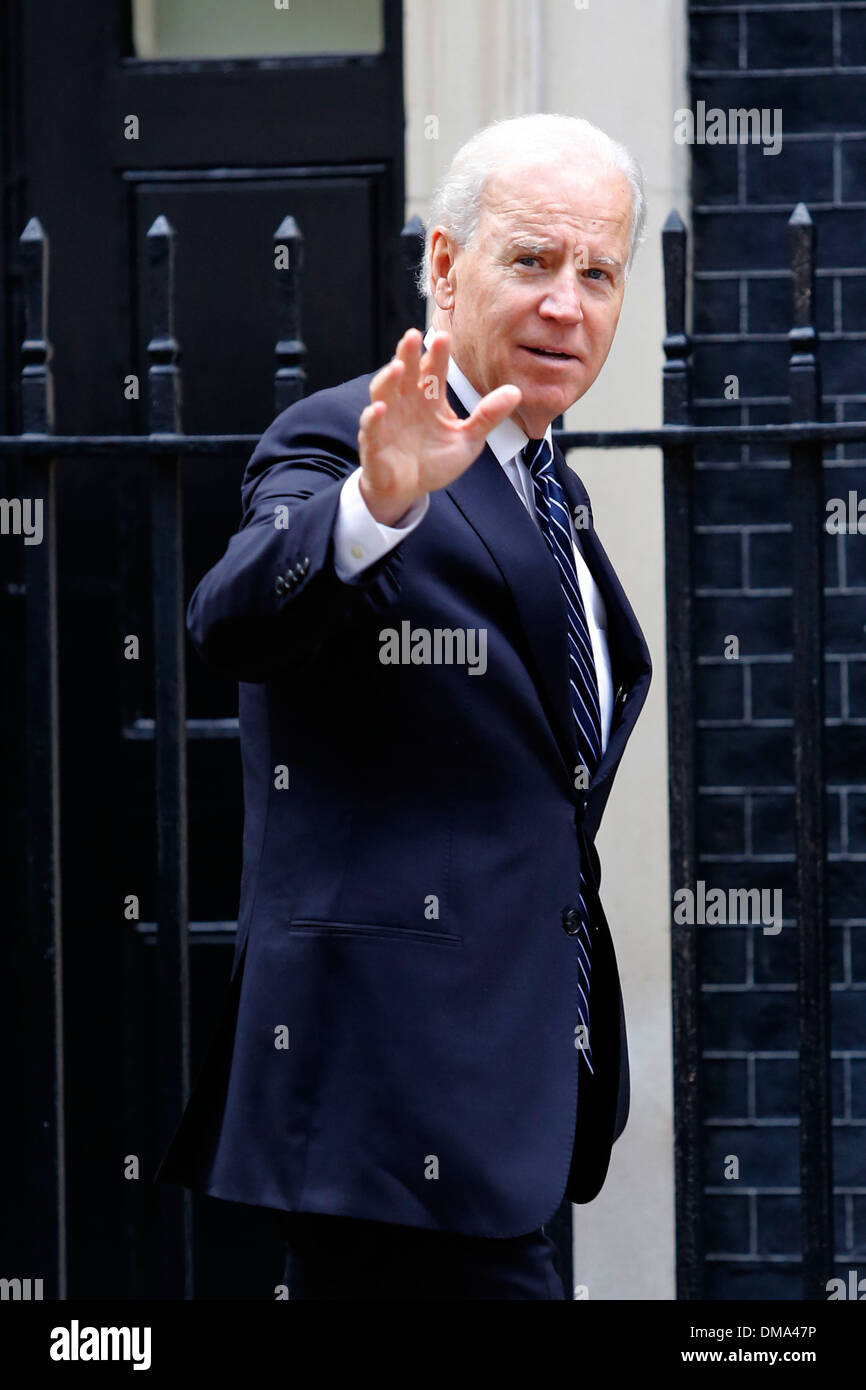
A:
[394,327,423,394]
[419,330,449,402]
[358,399,387,435]
[461,384,522,442]
[369,357,404,402]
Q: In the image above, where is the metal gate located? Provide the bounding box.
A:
[3,202,861,1299]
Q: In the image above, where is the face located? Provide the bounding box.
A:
[429,155,633,438]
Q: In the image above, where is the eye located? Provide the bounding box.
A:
[584,267,611,282]
[515,255,540,267]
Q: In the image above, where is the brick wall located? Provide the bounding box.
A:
[688,0,866,1298]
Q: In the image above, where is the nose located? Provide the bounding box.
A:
[539,266,584,324]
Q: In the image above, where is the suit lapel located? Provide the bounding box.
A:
[550,441,652,789]
[551,441,647,684]
[443,381,651,788]
[444,384,579,772]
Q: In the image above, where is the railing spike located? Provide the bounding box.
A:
[273,215,307,412]
[146,214,181,434]
[19,216,54,434]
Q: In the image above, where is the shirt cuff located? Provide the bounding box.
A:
[332,468,429,582]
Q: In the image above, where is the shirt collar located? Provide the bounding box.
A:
[422,325,553,465]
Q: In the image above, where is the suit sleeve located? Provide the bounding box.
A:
[186,390,412,682]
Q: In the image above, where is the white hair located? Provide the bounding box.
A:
[416,113,648,300]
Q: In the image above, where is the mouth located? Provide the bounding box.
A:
[521,345,578,362]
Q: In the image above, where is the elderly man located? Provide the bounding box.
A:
[156,113,652,1301]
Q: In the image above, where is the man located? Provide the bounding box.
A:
[156,113,652,1301]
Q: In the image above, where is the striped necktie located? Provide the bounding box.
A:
[523,436,601,1073]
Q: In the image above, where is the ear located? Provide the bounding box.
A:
[429,228,456,309]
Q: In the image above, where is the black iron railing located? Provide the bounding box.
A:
[5,205,863,1300]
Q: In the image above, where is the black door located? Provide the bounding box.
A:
[0,0,405,1298]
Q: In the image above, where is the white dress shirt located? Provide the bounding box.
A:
[331,326,613,752]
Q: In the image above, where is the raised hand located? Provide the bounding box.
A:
[357,328,521,525]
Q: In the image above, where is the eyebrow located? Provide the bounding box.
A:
[504,238,623,270]
[505,238,554,256]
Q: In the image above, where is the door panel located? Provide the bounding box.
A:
[2,0,405,1298]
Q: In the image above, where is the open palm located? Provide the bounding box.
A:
[357,328,521,525]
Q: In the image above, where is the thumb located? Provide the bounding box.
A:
[462,384,522,444]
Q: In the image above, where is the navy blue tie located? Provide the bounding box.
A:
[523,436,601,1073]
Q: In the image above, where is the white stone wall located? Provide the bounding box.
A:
[404,0,689,1300]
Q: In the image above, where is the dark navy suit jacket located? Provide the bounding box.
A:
[155,371,652,1238]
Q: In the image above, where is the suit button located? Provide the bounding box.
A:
[300,555,310,572]
[562,906,582,935]
[275,574,288,595]
[291,563,304,581]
